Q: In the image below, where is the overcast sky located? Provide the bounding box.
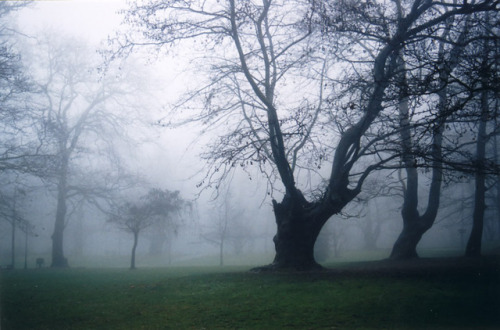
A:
[17,0,125,43]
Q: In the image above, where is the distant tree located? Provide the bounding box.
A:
[314,218,350,261]
[108,188,189,269]
[358,200,384,251]
[111,0,500,270]
[0,185,28,268]
[201,187,249,266]
[23,34,145,268]
[18,218,37,270]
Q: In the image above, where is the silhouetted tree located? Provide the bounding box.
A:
[111,0,500,270]
[465,12,498,257]
[390,14,472,259]
[0,185,28,268]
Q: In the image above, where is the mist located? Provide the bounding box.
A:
[0,0,498,272]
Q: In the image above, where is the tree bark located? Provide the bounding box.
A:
[24,229,28,270]
[10,215,15,269]
[466,18,491,257]
[219,240,224,267]
[51,157,69,268]
[466,167,486,257]
[130,231,139,270]
[254,191,334,271]
[390,219,425,259]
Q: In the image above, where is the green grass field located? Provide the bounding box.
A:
[1,260,499,329]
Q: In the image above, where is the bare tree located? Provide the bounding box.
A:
[0,183,30,269]
[110,0,500,270]
[18,217,37,270]
[465,12,498,257]
[0,2,40,176]
[389,11,474,259]
[23,34,145,268]
[108,188,189,269]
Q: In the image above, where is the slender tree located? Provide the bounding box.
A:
[390,12,472,259]
[201,186,247,266]
[109,188,189,269]
[465,12,496,257]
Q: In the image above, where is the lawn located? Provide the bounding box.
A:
[1,258,499,329]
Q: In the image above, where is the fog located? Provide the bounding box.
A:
[0,0,499,271]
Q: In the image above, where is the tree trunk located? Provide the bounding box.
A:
[465,91,488,257]
[219,240,224,267]
[390,220,425,259]
[130,231,139,270]
[466,172,485,257]
[51,184,69,268]
[51,156,69,268]
[495,135,500,240]
[11,217,15,269]
[390,169,430,260]
[390,159,442,260]
[24,229,28,270]
[466,26,490,258]
[256,192,331,271]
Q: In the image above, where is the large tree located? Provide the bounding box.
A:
[112,0,500,270]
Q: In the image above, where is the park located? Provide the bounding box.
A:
[1,0,500,328]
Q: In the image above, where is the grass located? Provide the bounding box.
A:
[1,262,499,329]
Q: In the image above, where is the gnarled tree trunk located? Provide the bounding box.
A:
[255,190,337,271]
[390,216,429,260]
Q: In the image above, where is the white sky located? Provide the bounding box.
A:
[17,0,126,43]
[14,0,202,191]
[13,0,272,205]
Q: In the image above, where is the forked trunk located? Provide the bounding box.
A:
[255,192,332,271]
[390,220,425,260]
[390,186,439,260]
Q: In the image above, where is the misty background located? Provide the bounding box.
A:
[0,0,498,270]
